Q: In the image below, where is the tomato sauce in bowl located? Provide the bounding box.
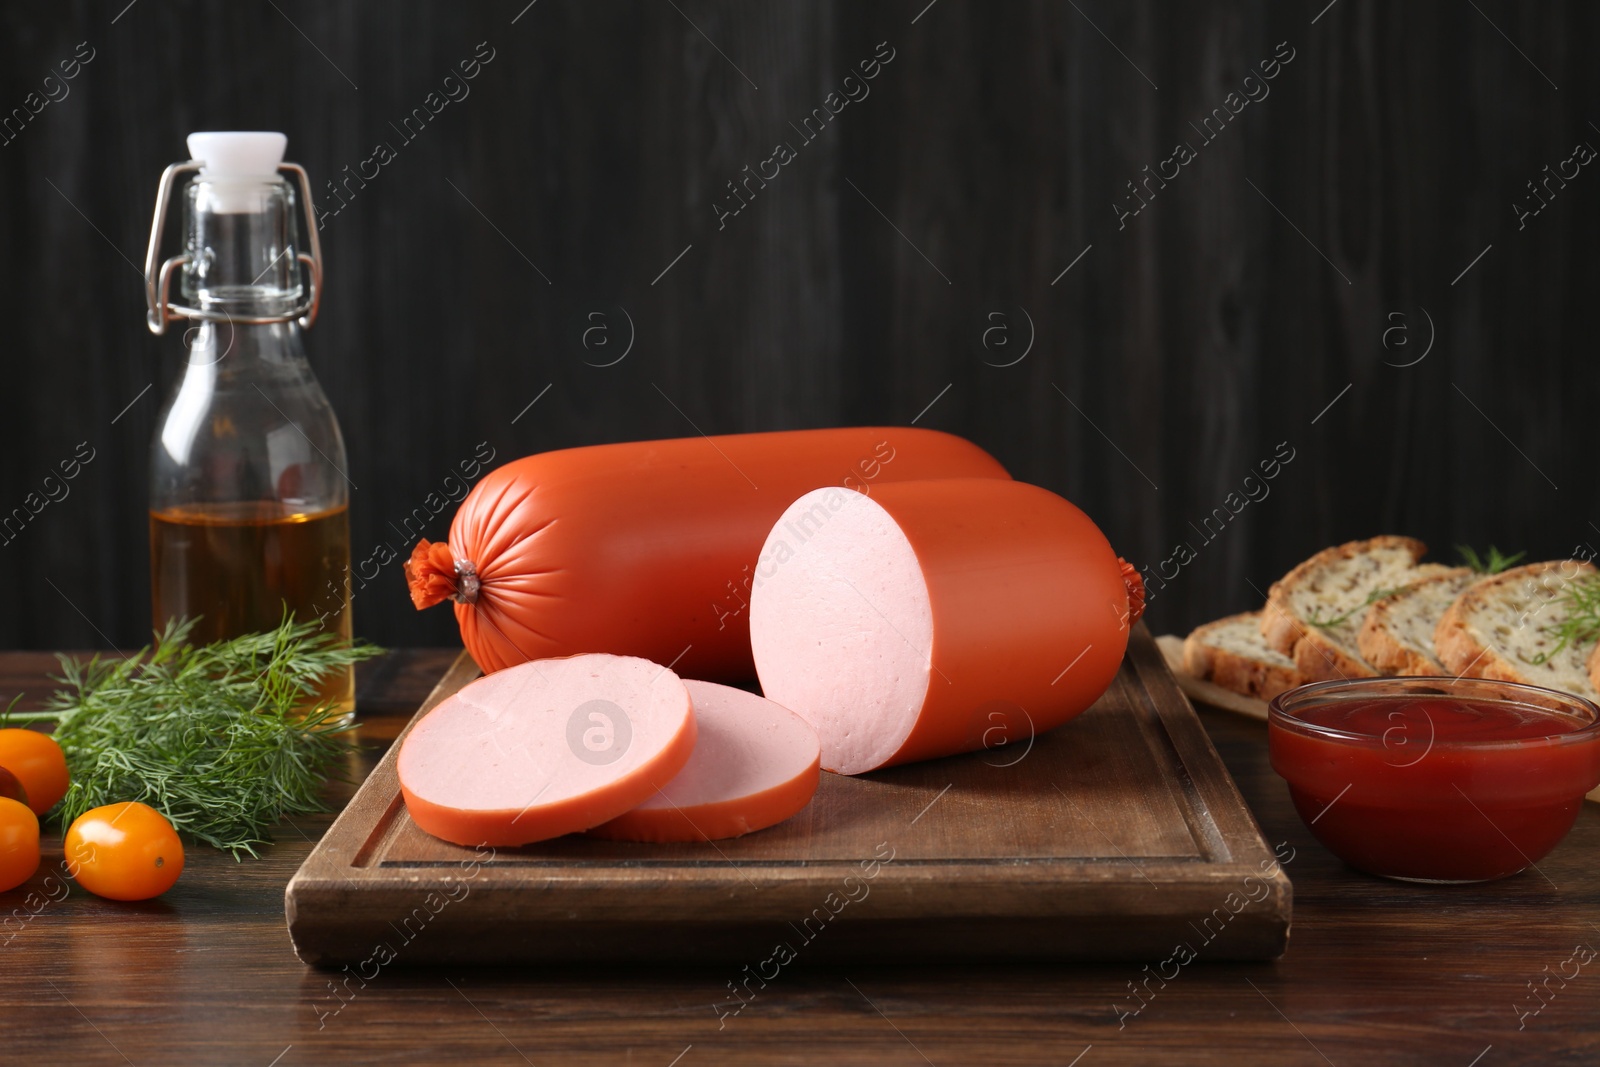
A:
[1269,678,1600,883]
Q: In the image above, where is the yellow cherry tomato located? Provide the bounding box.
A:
[0,796,41,893]
[0,729,69,815]
[65,802,184,901]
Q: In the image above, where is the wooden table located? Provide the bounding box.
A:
[3,650,1596,1065]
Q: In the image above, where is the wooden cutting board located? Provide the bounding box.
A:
[285,625,1290,965]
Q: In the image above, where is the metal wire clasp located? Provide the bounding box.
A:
[142,160,324,336]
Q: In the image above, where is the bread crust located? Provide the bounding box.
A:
[1291,629,1379,682]
[1179,626,1217,678]
[1588,640,1600,694]
[1357,625,1435,676]
[1183,612,1305,701]
[1258,596,1307,660]
[1357,567,1474,676]
[1433,560,1597,683]
[1259,536,1428,657]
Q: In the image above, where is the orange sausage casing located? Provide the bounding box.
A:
[405,427,1012,679]
[750,479,1138,774]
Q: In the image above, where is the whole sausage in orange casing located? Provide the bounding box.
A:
[405,427,1012,679]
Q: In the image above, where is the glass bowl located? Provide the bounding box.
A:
[1268,677,1600,883]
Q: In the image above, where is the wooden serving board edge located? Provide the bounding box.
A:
[283,652,482,929]
[287,631,1292,965]
[1156,633,1600,805]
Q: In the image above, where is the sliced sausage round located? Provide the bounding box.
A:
[398,653,696,846]
[588,680,821,843]
[749,479,1131,775]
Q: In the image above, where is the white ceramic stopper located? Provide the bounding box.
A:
[185,131,288,212]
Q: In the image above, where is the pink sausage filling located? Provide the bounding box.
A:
[399,654,692,820]
[749,487,935,774]
[628,680,819,812]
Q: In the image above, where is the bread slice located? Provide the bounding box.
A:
[1357,567,1476,675]
[1182,612,1306,701]
[1260,537,1441,682]
[1433,561,1600,697]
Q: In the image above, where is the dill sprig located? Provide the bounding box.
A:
[1527,574,1600,667]
[1457,545,1526,574]
[1307,586,1400,630]
[5,615,383,859]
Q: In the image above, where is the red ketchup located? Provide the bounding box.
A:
[1270,684,1600,883]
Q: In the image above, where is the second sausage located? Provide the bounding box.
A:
[750,479,1134,774]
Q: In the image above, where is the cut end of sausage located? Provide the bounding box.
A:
[397,653,696,846]
[749,488,934,775]
[588,680,821,843]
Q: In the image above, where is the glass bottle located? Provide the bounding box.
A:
[143,132,354,720]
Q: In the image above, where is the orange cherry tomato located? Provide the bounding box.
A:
[0,796,41,893]
[0,729,69,815]
[64,802,184,902]
[0,766,27,808]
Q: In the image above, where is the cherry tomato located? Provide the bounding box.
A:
[64,802,184,902]
[0,766,26,808]
[0,729,69,815]
[0,796,41,893]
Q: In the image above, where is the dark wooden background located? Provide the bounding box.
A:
[1,0,1594,651]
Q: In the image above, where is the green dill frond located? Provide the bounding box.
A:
[35,614,383,859]
[1456,545,1526,575]
[1527,574,1600,666]
[1307,586,1401,630]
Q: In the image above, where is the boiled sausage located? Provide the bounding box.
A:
[405,427,1010,679]
[750,479,1134,774]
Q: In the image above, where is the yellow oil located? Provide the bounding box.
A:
[150,502,353,720]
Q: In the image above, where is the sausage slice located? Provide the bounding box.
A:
[589,680,821,843]
[398,653,696,846]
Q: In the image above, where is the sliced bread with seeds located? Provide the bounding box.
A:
[1433,560,1600,698]
[1182,611,1306,701]
[1260,536,1441,682]
[1357,567,1476,676]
